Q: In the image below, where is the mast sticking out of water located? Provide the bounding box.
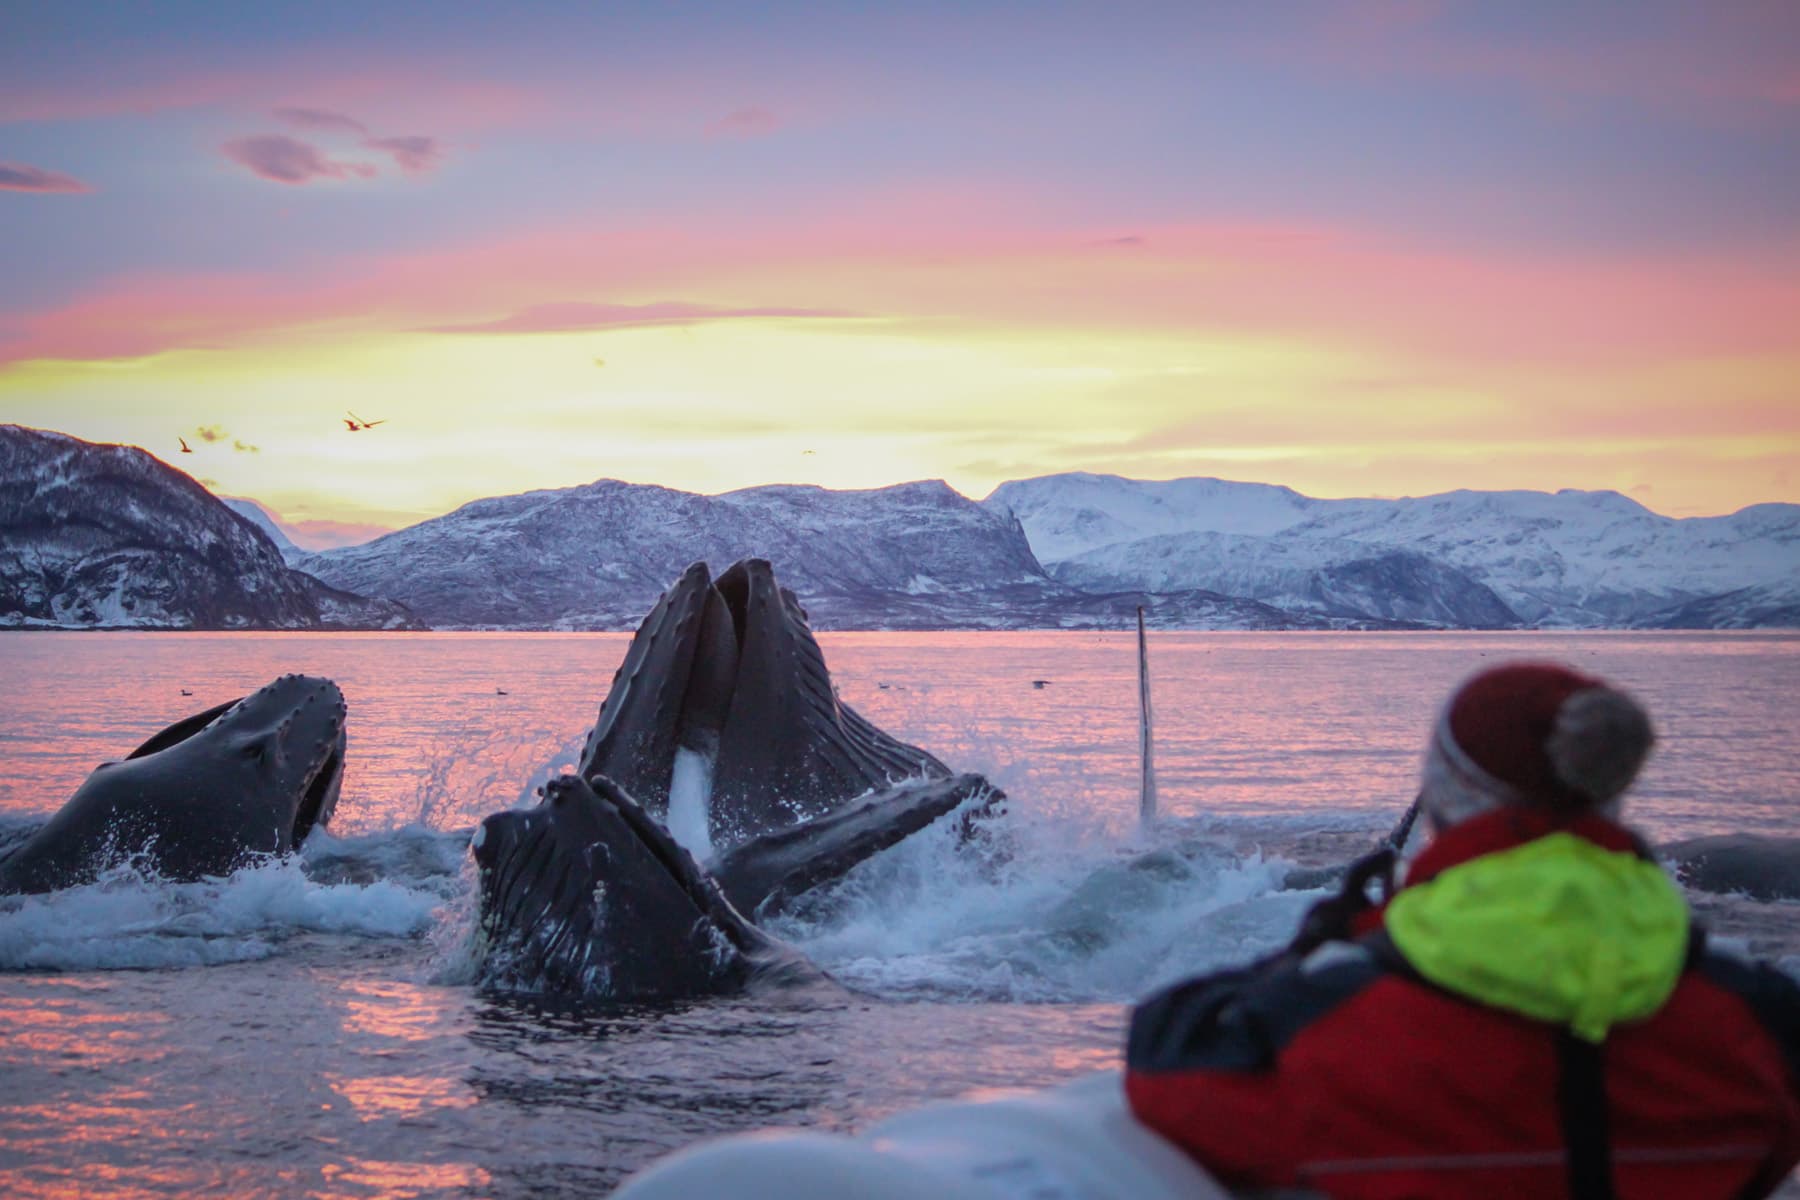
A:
[1137,605,1157,827]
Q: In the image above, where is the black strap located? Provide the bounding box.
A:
[1556,1029,1616,1200]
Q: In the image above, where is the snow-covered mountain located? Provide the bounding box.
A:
[1052,532,1519,628]
[0,426,420,630]
[297,476,1402,630]
[1631,581,1800,630]
[222,497,300,560]
[986,473,1800,628]
[987,473,1321,561]
[8,428,1789,632]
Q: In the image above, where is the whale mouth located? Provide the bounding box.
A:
[291,746,342,845]
[472,773,762,999]
[579,558,952,851]
[130,676,349,851]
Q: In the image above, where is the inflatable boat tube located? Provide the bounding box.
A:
[612,1070,1236,1200]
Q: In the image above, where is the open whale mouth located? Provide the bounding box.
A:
[472,773,762,999]
[290,746,342,845]
[126,674,349,850]
[580,558,953,851]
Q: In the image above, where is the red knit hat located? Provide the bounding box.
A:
[1420,661,1656,829]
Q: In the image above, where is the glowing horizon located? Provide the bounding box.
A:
[3,2,1796,527]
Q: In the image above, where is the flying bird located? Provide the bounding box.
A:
[344,411,387,431]
[179,437,193,454]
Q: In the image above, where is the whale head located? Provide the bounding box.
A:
[0,674,347,893]
[472,773,774,1001]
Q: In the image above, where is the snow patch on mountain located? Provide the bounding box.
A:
[223,497,300,560]
[985,471,1319,560]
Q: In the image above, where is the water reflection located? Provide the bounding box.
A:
[338,979,464,1044]
[329,1074,478,1121]
[1,632,1796,1197]
[3,631,1796,841]
[315,1159,491,1200]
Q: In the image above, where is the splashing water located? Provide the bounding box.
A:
[667,747,716,862]
[0,855,444,972]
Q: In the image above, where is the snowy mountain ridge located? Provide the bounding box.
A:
[296,474,1329,630]
[0,426,420,630]
[985,473,1800,627]
[4,426,1792,631]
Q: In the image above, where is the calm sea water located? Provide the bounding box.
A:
[0,631,1795,1197]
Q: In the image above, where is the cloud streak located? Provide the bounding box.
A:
[427,301,859,334]
[0,161,92,194]
[706,106,780,139]
[221,135,375,184]
[272,106,369,135]
[364,134,444,174]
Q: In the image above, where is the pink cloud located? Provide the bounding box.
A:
[0,161,92,193]
[221,134,376,184]
[283,518,395,551]
[427,301,858,334]
[364,134,444,174]
[3,190,1793,372]
[706,106,781,139]
[273,106,370,135]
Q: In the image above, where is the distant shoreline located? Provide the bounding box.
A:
[5,625,1794,636]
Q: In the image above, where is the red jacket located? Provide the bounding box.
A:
[1125,809,1800,1199]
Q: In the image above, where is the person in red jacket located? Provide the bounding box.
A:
[1126,661,1800,1199]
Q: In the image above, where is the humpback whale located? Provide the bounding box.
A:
[473,773,801,997]
[579,558,957,850]
[1664,835,1800,902]
[0,675,346,894]
[472,559,1000,1000]
[474,770,991,999]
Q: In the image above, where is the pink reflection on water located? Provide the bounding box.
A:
[315,1159,491,1199]
[338,979,461,1043]
[0,983,169,1068]
[328,1074,478,1121]
[0,630,1794,842]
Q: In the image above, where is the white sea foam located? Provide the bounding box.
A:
[767,794,1313,1004]
[0,855,442,972]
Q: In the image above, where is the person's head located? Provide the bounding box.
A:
[1420,661,1655,834]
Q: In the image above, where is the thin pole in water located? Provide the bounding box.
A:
[1137,605,1157,827]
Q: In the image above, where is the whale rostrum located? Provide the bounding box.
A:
[0,674,347,894]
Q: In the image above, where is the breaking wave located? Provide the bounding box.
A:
[0,825,467,973]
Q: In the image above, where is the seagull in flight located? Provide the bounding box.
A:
[344,411,387,431]
[179,437,193,454]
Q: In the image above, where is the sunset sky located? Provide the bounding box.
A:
[2,1,1796,540]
